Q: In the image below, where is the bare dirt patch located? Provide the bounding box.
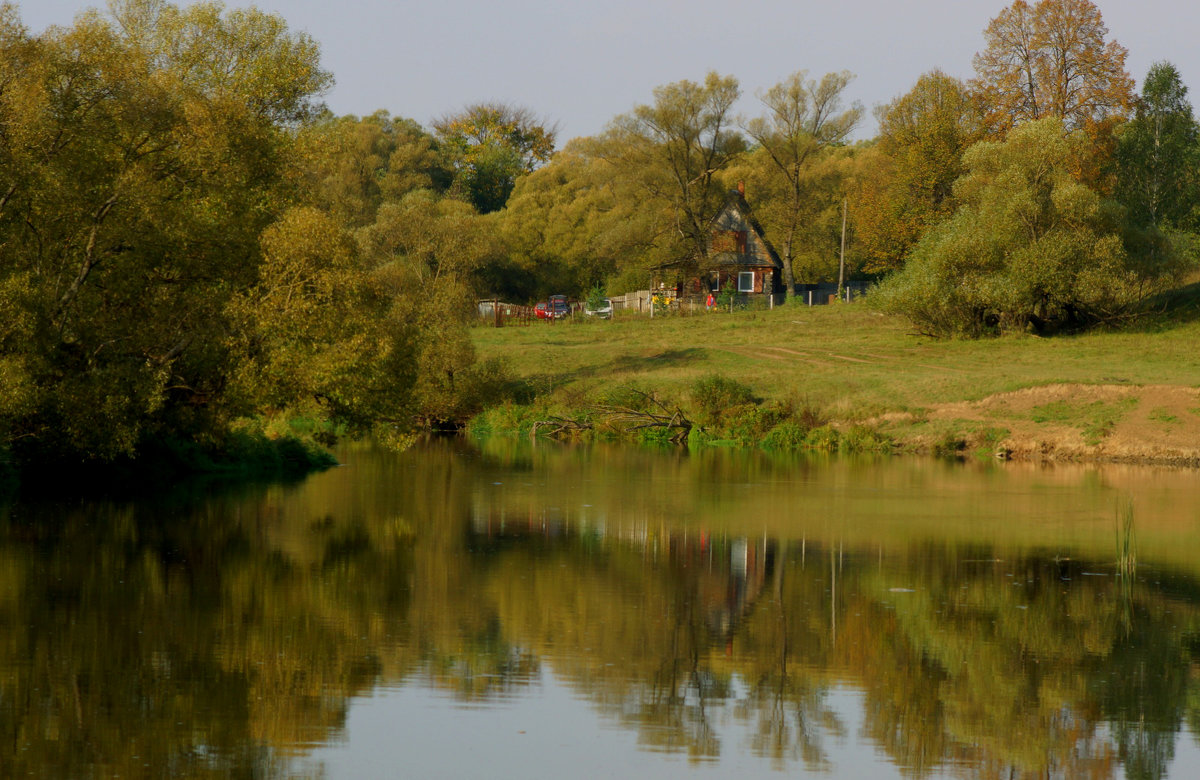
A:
[905,384,1200,463]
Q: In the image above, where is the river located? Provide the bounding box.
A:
[3,440,1200,778]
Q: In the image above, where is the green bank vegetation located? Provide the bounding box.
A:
[3,0,1200,480]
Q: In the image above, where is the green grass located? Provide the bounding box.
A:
[1028,397,1139,445]
[474,303,1200,421]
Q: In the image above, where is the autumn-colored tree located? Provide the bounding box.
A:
[971,0,1134,136]
[853,70,985,273]
[742,71,862,296]
[433,102,556,213]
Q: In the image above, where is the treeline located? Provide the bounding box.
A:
[496,0,1200,337]
[2,0,1198,470]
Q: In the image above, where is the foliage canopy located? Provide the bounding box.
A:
[872,118,1181,336]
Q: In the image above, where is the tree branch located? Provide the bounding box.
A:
[53,193,120,323]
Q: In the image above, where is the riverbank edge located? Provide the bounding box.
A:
[467,382,1200,469]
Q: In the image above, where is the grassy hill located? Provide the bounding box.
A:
[470,295,1200,462]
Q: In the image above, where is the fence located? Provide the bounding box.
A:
[610,283,871,315]
[476,299,587,326]
[476,299,536,327]
[478,283,872,326]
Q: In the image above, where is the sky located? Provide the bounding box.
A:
[15,0,1200,144]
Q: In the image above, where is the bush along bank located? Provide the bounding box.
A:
[466,374,895,455]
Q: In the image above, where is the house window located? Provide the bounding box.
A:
[738,271,755,292]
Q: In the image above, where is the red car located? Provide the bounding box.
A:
[535,299,570,320]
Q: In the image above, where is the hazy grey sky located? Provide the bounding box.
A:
[16,1,1200,143]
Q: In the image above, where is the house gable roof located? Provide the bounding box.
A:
[708,191,783,270]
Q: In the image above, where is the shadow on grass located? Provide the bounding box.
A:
[512,348,707,403]
[1123,281,1200,332]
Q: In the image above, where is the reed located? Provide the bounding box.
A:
[1116,500,1137,578]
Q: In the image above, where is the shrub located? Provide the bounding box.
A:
[716,280,737,309]
[690,375,758,427]
[724,403,786,444]
[586,284,608,311]
[931,432,968,458]
[761,421,809,451]
[839,425,892,453]
[805,425,840,451]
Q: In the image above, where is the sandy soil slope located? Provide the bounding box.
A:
[892,384,1200,464]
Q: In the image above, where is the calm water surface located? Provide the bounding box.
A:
[4,440,1200,778]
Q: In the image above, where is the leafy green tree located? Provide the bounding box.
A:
[872,118,1176,336]
[225,207,419,436]
[742,71,862,297]
[1115,62,1200,231]
[433,102,556,213]
[0,0,334,464]
[296,110,450,228]
[727,144,859,285]
[603,72,746,271]
[356,190,506,427]
[497,136,677,300]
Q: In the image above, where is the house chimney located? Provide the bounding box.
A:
[737,180,745,196]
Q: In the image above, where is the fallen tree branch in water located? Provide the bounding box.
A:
[531,416,594,438]
[592,390,693,444]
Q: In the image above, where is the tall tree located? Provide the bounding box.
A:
[1114,62,1200,231]
[355,189,504,427]
[854,70,985,273]
[742,70,862,297]
[225,207,419,435]
[296,110,450,228]
[604,72,745,270]
[433,102,556,213]
[497,136,676,301]
[971,0,1134,135]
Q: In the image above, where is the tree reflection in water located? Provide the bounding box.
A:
[1,443,1200,778]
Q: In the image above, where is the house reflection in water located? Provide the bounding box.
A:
[468,502,773,652]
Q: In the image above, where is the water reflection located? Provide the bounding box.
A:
[2,441,1200,778]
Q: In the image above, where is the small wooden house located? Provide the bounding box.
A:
[705,184,783,296]
[650,184,784,300]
